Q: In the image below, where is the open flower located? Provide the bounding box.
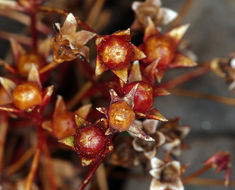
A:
[131,0,178,30]
[0,66,53,116]
[97,86,167,141]
[150,157,184,190]
[95,29,146,83]
[140,18,197,83]
[52,13,95,63]
[203,152,232,186]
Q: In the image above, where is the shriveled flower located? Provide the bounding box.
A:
[140,18,197,83]
[52,13,95,63]
[150,157,184,190]
[203,152,232,186]
[0,66,53,115]
[95,29,145,83]
[131,0,178,30]
[132,119,165,159]
[97,87,167,141]
[211,54,235,92]
[158,117,190,157]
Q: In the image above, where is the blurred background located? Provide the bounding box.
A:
[0,0,235,189]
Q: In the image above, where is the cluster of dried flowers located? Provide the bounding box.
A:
[0,0,232,190]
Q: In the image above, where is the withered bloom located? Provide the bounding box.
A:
[203,152,232,186]
[158,117,190,157]
[150,157,184,190]
[52,13,95,63]
[132,119,165,159]
[131,0,178,30]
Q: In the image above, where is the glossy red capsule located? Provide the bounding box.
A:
[123,81,154,113]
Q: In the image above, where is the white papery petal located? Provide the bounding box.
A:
[158,8,178,25]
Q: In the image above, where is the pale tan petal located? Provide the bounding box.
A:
[129,61,143,83]
[150,179,166,190]
[166,24,190,45]
[150,157,164,169]
[27,65,41,88]
[158,8,178,25]
[61,13,77,35]
[132,138,144,152]
[148,0,162,7]
[143,119,159,134]
[167,179,184,190]
[74,30,96,46]
[150,168,162,179]
[132,1,142,11]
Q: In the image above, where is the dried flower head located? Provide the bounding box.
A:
[140,18,196,82]
[158,117,190,157]
[203,152,232,186]
[131,0,178,30]
[150,157,184,190]
[52,13,95,63]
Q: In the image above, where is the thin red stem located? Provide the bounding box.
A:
[30,12,38,53]
[183,164,212,184]
[161,64,211,89]
[78,156,105,190]
[0,114,8,175]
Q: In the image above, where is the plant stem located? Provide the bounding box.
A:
[25,122,44,190]
[0,114,8,175]
[39,60,58,74]
[170,88,235,106]
[44,142,57,190]
[0,30,31,45]
[170,0,194,29]
[38,6,97,34]
[78,156,105,190]
[30,12,38,53]
[182,164,212,184]
[161,64,211,89]
[96,163,109,190]
[185,177,235,186]
[6,146,35,177]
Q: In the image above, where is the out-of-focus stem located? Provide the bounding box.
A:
[25,123,44,190]
[185,178,235,186]
[182,164,212,184]
[30,12,38,53]
[78,156,105,190]
[38,6,97,34]
[96,164,109,190]
[43,142,57,190]
[170,0,194,29]
[0,31,31,45]
[6,146,35,177]
[39,60,58,74]
[0,114,8,174]
[161,64,211,89]
[170,88,235,106]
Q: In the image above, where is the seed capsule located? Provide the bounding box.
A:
[108,101,135,131]
[12,82,42,110]
[17,53,42,77]
[97,36,132,69]
[142,35,175,67]
[123,81,154,113]
[52,112,76,139]
[75,125,106,158]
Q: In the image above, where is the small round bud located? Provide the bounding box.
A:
[143,35,175,66]
[108,101,135,131]
[123,81,154,113]
[12,82,42,110]
[52,112,76,139]
[98,36,132,69]
[17,53,42,77]
[75,125,106,158]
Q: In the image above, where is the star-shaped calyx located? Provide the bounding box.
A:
[95,28,146,83]
[0,66,53,116]
[131,0,178,30]
[140,18,197,83]
[97,85,167,142]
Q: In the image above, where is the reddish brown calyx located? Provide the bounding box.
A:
[108,101,135,131]
[123,81,154,113]
[17,53,43,77]
[12,82,42,111]
[97,36,132,69]
[52,112,76,139]
[141,35,176,67]
[75,125,106,158]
